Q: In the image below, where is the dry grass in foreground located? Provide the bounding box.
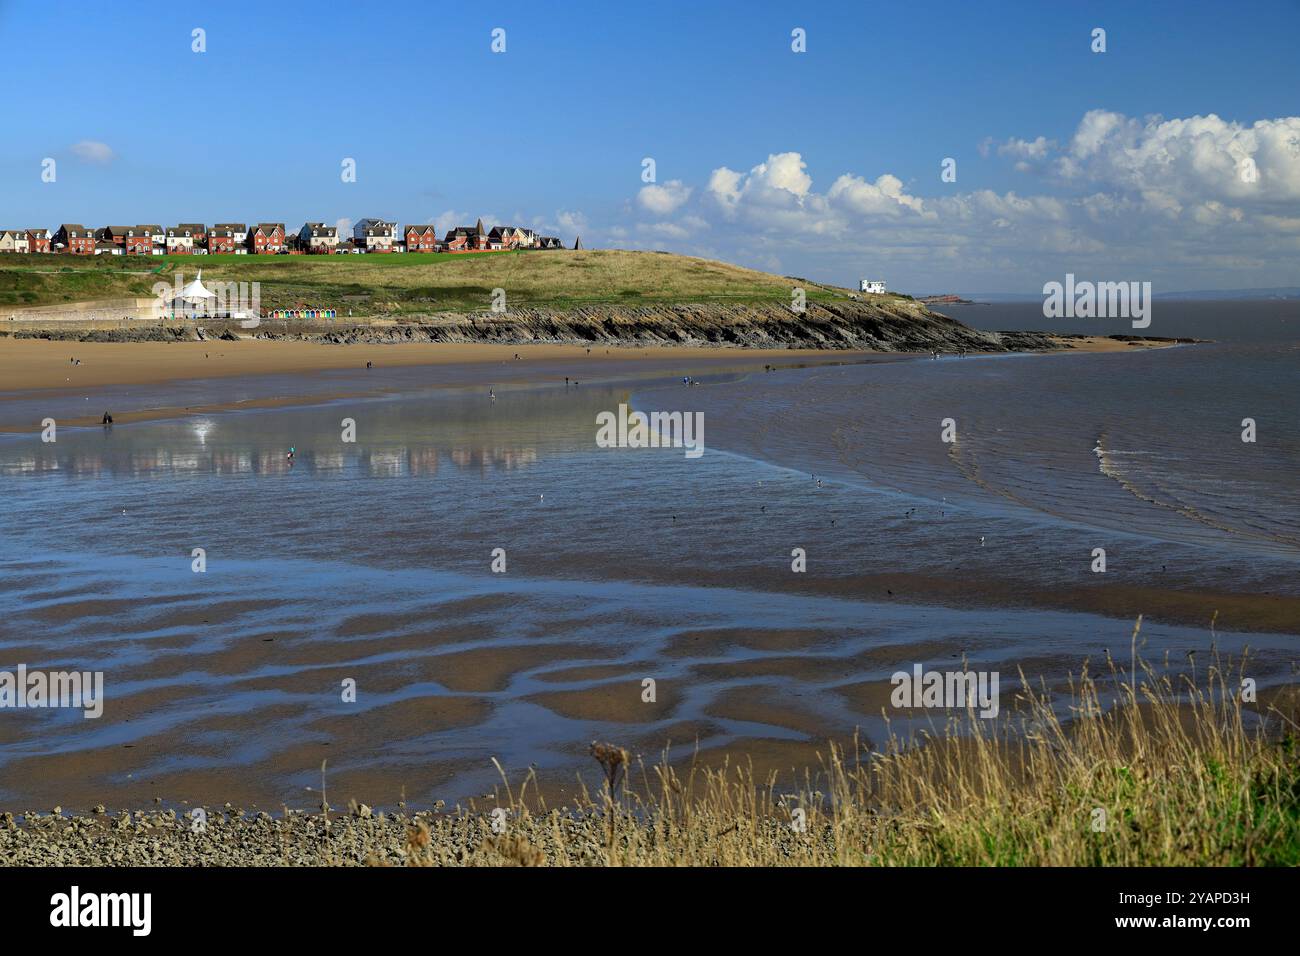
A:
[397,621,1300,866]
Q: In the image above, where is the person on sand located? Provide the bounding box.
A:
[101,412,113,425]
[489,388,495,401]
[287,446,295,462]
[366,361,373,369]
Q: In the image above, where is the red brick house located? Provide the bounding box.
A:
[404,224,439,252]
[207,226,241,254]
[110,225,161,255]
[136,225,163,255]
[53,224,95,255]
[97,226,132,248]
[212,223,248,252]
[248,223,285,254]
[27,228,51,254]
[122,226,155,255]
[443,219,493,252]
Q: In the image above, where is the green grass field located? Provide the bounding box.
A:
[0,249,858,314]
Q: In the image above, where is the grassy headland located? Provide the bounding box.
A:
[2,250,1193,352]
[0,248,855,315]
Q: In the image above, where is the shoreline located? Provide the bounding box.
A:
[2,679,1295,867]
[0,333,1182,396]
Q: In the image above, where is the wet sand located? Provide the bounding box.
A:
[1052,335,1179,352]
[0,334,1288,820]
[4,572,1290,815]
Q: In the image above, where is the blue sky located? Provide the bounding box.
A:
[3,0,1299,292]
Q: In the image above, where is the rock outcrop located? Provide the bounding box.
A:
[5,299,1165,352]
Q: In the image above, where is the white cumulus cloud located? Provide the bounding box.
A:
[637,180,692,215]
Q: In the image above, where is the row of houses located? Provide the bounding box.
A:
[0,218,572,256]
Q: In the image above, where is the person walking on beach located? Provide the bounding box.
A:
[101,412,113,425]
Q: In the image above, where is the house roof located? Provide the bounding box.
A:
[405,224,437,233]
[213,222,246,231]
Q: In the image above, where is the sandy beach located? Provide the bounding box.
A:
[0,339,820,393]
[0,334,1171,394]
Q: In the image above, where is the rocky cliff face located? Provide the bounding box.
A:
[299,300,1062,352]
[9,299,1065,352]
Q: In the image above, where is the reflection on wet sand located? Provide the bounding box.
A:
[0,352,1296,812]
